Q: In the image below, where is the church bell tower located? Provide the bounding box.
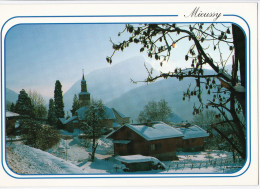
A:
[78,71,90,107]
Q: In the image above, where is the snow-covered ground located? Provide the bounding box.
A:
[6,134,245,175]
[6,142,85,174]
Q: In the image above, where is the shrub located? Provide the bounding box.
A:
[20,119,60,151]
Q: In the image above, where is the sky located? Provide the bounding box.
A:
[5,23,233,98]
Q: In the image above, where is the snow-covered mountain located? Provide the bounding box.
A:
[63,56,158,113]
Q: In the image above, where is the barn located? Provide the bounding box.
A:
[107,121,183,161]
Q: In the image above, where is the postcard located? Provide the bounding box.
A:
[0,1,258,187]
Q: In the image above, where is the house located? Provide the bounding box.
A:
[107,121,183,161]
[174,123,209,152]
[59,73,130,132]
[6,111,20,135]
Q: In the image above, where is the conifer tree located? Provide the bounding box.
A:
[54,80,65,119]
[10,102,15,112]
[47,98,56,125]
[71,94,80,116]
[15,89,33,117]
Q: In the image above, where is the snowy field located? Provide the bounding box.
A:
[6,135,245,175]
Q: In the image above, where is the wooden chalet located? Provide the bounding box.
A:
[175,124,209,151]
[107,121,184,161]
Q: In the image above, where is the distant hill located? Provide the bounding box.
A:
[106,69,218,122]
[63,56,158,113]
[6,88,18,103]
[167,113,184,123]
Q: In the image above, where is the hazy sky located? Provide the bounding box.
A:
[5,24,140,97]
[5,23,233,98]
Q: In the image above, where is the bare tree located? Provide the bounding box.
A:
[107,23,246,159]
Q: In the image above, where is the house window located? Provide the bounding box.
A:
[150,144,156,151]
[150,143,161,151]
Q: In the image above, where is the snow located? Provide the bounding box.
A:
[175,125,209,139]
[116,154,156,163]
[6,135,245,175]
[124,122,184,141]
[59,116,77,125]
[115,155,166,168]
[112,122,121,128]
[6,111,19,117]
[112,108,129,118]
[6,142,85,174]
[76,105,116,120]
[234,84,245,93]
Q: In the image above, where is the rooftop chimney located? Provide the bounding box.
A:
[147,119,152,127]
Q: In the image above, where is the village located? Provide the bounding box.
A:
[5,73,245,174]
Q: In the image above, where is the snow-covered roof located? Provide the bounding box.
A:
[59,116,77,125]
[76,105,116,120]
[110,122,183,141]
[115,155,165,168]
[175,125,209,139]
[6,111,19,118]
[112,108,129,118]
[113,122,121,128]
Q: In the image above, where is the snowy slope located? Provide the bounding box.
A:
[6,142,85,174]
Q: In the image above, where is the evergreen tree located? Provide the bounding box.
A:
[10,102,15,112]
[15,89,33,117]
[54,80,65,119]
[47,98,56,125]
[71,94,80,116]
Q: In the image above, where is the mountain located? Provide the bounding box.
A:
[106,69,218,122]
[63,56,159,113]
[6,88,18,103]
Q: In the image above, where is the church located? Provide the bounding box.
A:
[59,73,130,132]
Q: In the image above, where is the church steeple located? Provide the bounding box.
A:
[79,70,90,107]
[81,71,87,92]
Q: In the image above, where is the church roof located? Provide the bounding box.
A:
[79,91,90,95]
[112,108,129,118]
[59,116,78,125]
[76,105,116,120]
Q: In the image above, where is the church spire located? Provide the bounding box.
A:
[81,70,87,92]
[79,70,90,107]
[82,69,85,81]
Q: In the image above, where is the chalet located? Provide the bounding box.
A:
[174,123,209,152]
[107,121,183,161]
[59,73,130,132]
[6,111,20,135]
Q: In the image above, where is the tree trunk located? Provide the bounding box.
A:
[232,24,246,116]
